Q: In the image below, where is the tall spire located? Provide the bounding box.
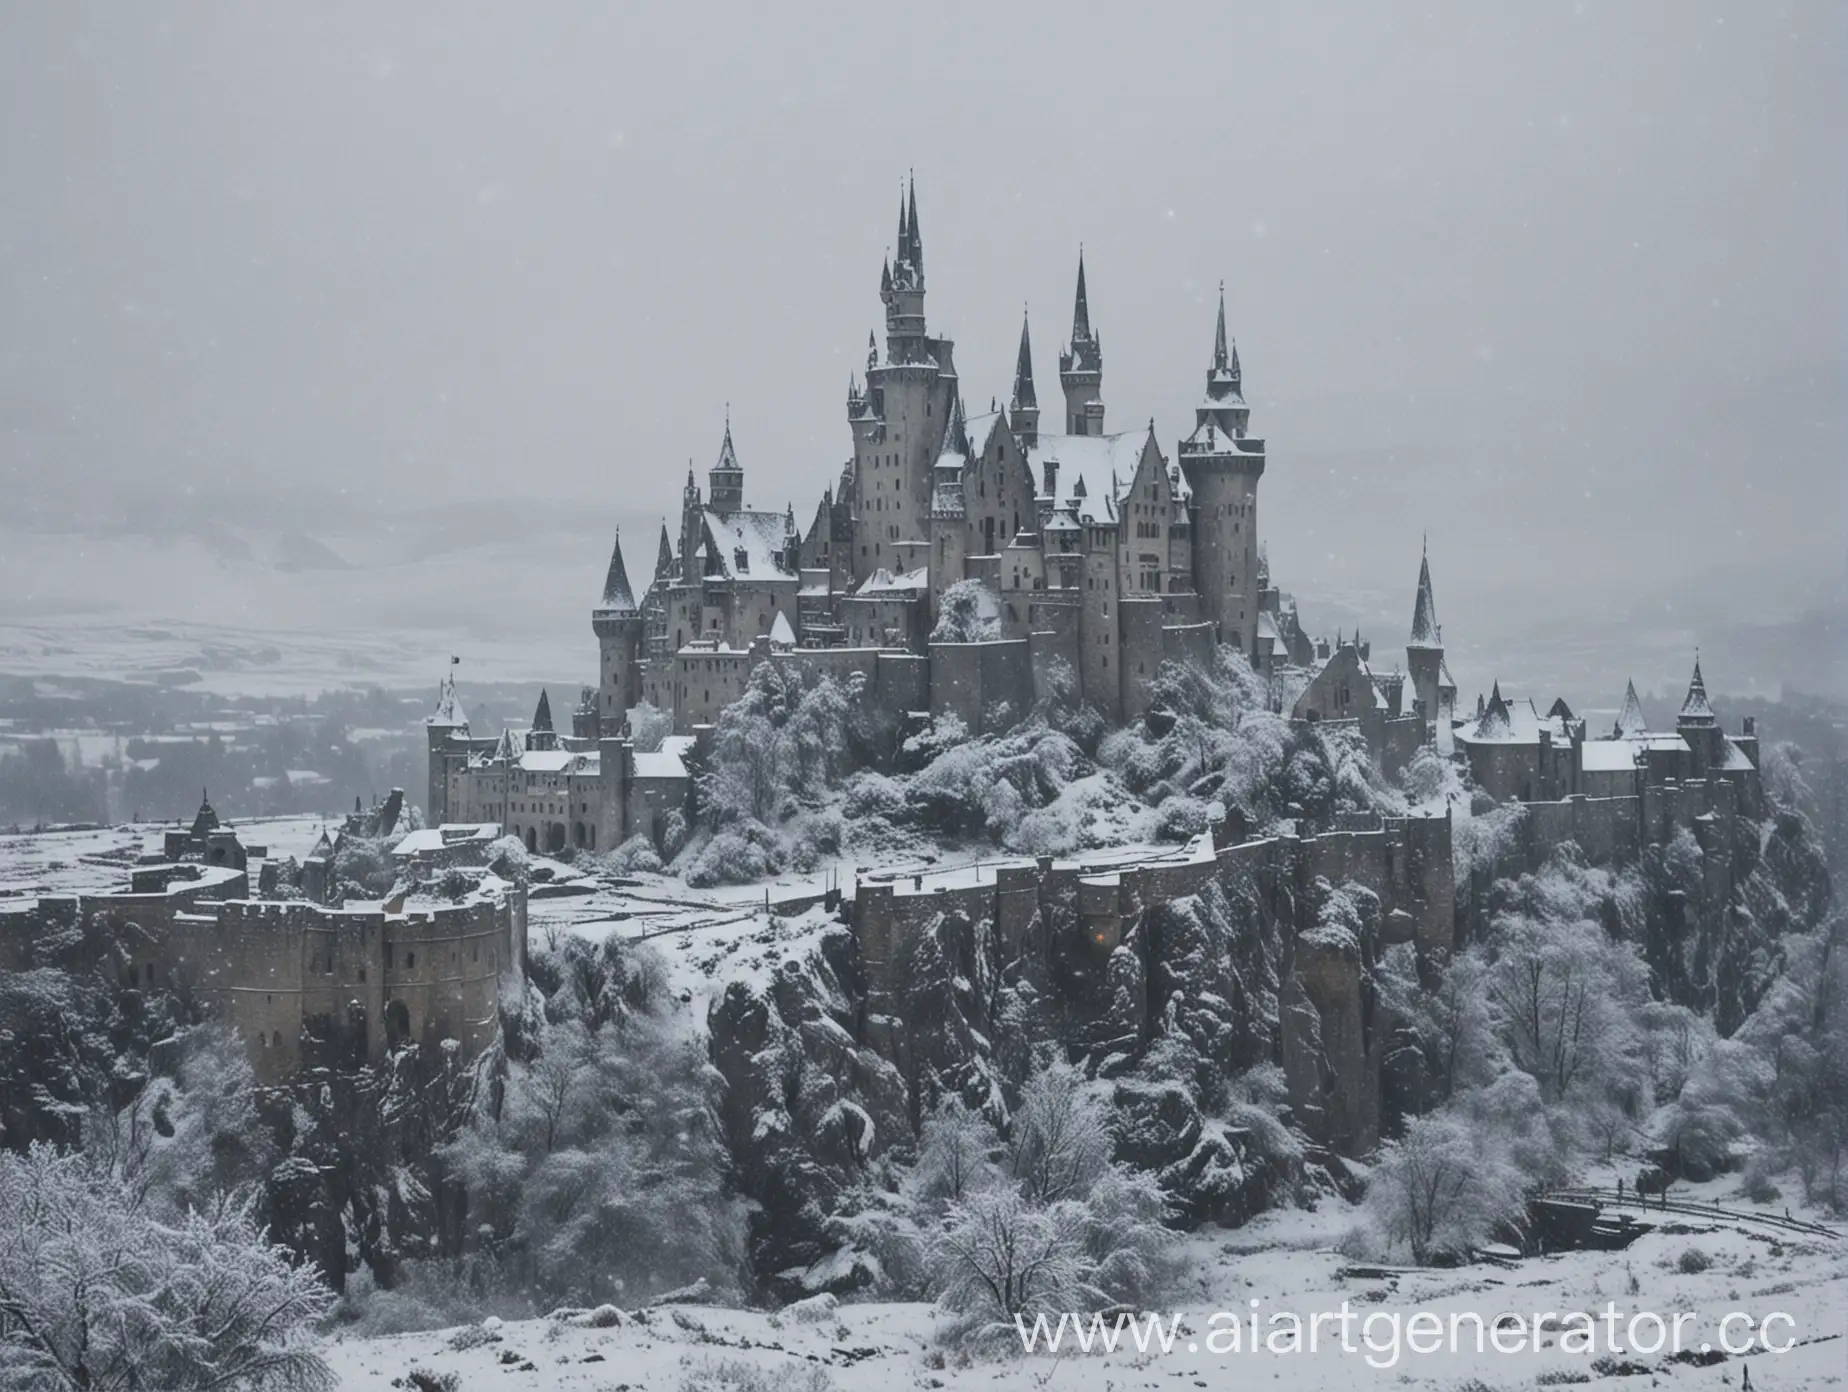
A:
[1071,249,1092,343]
[896,184,908,259]
[1212,281,1229,370]
[1679,651,1716,724]
[596,527,637,613]
[906,174,922,272]
[532,688,554,733]
[1409,542,1442,648]
[1012,308,1037,410]
[654,522,675,578]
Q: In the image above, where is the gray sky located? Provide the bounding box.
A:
[2,3,1843,699]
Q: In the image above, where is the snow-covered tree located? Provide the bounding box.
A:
[0,1144,333,1391]
[1360,1112,1525,1264]
[929,579,1000,643]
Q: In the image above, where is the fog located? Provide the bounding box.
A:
[2,3,1843,701]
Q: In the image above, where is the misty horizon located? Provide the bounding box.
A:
[2,3,1844,703]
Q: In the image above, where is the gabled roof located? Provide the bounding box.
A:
[768,610,796,648]
[1027,430,1153,525]
[702,510,796,579]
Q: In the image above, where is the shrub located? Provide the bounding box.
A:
[1676,1246,1713,1274]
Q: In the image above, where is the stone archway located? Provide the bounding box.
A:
[524,827,537,853]
[385,999,411,1047]
[546,823,567,855]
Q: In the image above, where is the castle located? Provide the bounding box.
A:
[425,180,1765,863]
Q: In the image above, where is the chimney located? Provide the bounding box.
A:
[1042,457,1059,500]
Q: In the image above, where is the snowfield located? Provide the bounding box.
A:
[320,1187,1844,1391]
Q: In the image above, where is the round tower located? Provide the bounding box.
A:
[1178,287,1264,650]
[592,528,643,734]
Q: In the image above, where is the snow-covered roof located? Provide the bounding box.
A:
[702,510,795,579]
[634,734,695,781]
[1256,611,1282,644]
[594,531,638,615]
[517,750,580,773]
[1718,739,1755,772]
[1027,431,1153,525]
[1679,656,1717,724]
[1579,741,1639,773]
[1409,551,1441,648]
[428,669,468,728]
[391,823,504,857]
[769,611,796,648]
[853,566,929,596]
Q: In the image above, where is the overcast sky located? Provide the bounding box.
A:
[2,3,1843,694]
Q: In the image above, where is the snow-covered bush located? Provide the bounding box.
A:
[604,833,666,875]
[0,1144,333,1391]
[627,701,674,754]
[930,579,1000,643]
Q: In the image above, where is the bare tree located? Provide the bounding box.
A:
[0,1145,333,1391]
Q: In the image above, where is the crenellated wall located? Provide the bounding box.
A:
[1,878,525,1084]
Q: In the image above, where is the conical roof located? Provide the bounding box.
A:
[532,688,554,733]
[596,529,637,613]
[1011,310,1037,410]
[1614,679,1647,737]
[1679,654,1716,724]
[1408,544,1442,648]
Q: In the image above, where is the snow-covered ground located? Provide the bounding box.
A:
[0,814,333,901]
[320,1180,1844,1391]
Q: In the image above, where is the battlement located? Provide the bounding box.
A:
[1,874,525,1084]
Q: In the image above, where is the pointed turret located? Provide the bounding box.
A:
[532,688,553,733]
[1059,251,1105,435]
[428,662,468,728]
[1678,652,1716,725]
[1009,308,1040,448]
[709,412,744,512]
[1409,542,1442,648]
[1212,284,1229,369]
[1614,680,1647,737]
[906,175,922,273]
[1012,310,1037,410]
[595,527,637,615]
[654,523,675,578]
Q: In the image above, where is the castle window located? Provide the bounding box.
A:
[272,1030,282,1048]
[406,951,416,969]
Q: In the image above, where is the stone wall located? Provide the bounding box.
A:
[1,879,524,1084]
[851,809,1454,1156]
[928,638,1034,733]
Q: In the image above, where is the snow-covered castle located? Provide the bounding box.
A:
[425,181,1761,857]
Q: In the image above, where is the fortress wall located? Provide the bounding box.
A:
[1118,598,1166,722]
[875,652,930,714]
[2,884,520,1083]
[929,638,1033,733]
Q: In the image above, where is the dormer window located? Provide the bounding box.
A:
[734,547,749,572]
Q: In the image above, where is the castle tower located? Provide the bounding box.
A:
[1009,308,1039,448]
[1177,286,1265,652]
[424,661,468,826]
[679,465,702,583]
[592,528,643,732]
[1676,652,1721,778]
[1405,539,1450,748]
[709,412,744,512]
[853,175,958,583]
[527,688,558,751]
[1059,252,1104,436]
[1614,679,1647,737]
